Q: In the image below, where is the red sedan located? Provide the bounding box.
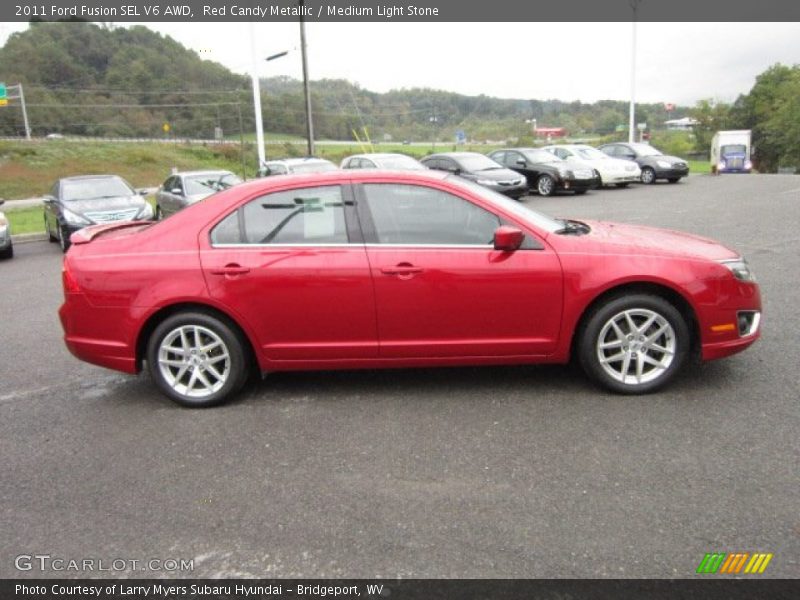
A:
[59,170,761,407]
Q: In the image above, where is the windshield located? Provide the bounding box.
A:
[630,144,662,157]
[721,144,746,154]
[379,155,425,169]
[522,149,562,164]
[456,154,505,171]
[573,146,609,160]
[62,177,134,201]
[448,176,562,233]
[185,172,239,195]
[291,161,337,174]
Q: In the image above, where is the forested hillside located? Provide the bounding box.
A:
[0,21,689,142]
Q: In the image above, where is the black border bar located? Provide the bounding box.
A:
[3,579,800,600]
[3,0,800,23]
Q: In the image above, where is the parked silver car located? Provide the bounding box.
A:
[155,170,241,219]
[340,153,426,170]
[258,158,338,177]
[0,200,13,259]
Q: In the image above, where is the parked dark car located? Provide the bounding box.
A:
[420,152,527,199]
[0,200,13,259]
[488,148,600,196]
[155,170,241,219]
[597,142,689,184]
[44,175,153,252]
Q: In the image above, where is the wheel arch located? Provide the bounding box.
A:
[135,302,259,373]
[568,281,701,361]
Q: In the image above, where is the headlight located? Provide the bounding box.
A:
[135,202,154,220]
[717,161,726,171]
[720,258,756,282]
[557,168,571,177]
[62,207,91,227]
[656,160,672,169]
[744,160,753,170]
[476,179,496,186]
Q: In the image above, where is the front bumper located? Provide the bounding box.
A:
[699,281,762,361]
[654,166,689,180]
[482,181,528,199]
[560,175,601,192]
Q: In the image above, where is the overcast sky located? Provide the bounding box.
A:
[2,22,799,105]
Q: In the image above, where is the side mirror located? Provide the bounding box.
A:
[453,167,462,175]
[0,199,5,207]
[42,196,55,204]
[493,225,524,252]
[137,189,148,196]
[623,153,636,160]
[516,159,527,167]
[170,188,183,195]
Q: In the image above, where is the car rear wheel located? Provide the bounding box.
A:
[155,205,162,220]
[0,243,12,259]
[578,294,689,394]
[537,174,555,196]
[147,312,249,408]
[640,167,656,184]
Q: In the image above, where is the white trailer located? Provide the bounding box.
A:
[710,130,752,174]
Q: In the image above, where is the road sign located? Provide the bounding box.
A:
[0,82,7,107]
[162,123,170,133]
[455,129,467,144]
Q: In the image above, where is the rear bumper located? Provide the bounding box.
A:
[59,295,138,374]
[655,167,689,180]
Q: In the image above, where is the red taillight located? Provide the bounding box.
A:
[62,259,81,294]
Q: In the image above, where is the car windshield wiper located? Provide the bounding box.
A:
[555,219,591,235]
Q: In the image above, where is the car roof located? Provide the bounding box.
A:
[346,153,414,159]
[59,174,125,182]
[173,170,234,177]
[424,152,486,159]
[266,157,334,166]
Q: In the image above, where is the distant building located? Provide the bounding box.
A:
[665,117,698,131]
[533,127,567,138]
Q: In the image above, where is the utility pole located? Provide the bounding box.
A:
[299,0,315,156]
[628,0,642,144]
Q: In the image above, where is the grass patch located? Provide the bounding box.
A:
[687,160,711,174]
[4,205,45,235]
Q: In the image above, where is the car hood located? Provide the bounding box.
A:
[66,196,146,214]
[471,168,525,182]
[645,154,686,165]
[577,220,739,261]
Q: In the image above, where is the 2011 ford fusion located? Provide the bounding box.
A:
[59,170,761,407]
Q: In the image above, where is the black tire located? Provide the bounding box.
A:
[640,167,656,185]
[46,217,58,242]
[0,243,12,259]
[146,311,249,408]
[58,224,71,253]
[155,205,162,220]
[577,293,690,394]
[537,174,556,196]
[667,178,680,183]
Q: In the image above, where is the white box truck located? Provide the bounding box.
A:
[711,130,752,174]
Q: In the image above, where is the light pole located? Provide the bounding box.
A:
[429,114,439,150]
[249,22,266,170]
[299,0,315,156]
[629,0,642,143]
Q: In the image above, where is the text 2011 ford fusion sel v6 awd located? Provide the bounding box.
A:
[58,170,761,407]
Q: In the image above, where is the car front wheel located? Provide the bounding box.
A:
[537,174,556,196]
[640,167,656,184]
[578,294,690,394]
[147,312,249,408]
[58,224,71,253]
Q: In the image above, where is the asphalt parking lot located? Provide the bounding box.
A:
[1,174,798,579]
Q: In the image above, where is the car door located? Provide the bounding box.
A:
[200,182,378,362]
[501,151,539,185]
[158,177,182,217]
[356,181,563,358]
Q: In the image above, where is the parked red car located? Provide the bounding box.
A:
[59,170,761,407]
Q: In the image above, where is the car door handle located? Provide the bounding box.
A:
[211,264,250,276]
[381,264,423,276]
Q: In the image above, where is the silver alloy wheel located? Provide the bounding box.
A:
[538,175,554,195]
[596,308,676,386]
[641,168,656,184]
[157,325,231,399]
